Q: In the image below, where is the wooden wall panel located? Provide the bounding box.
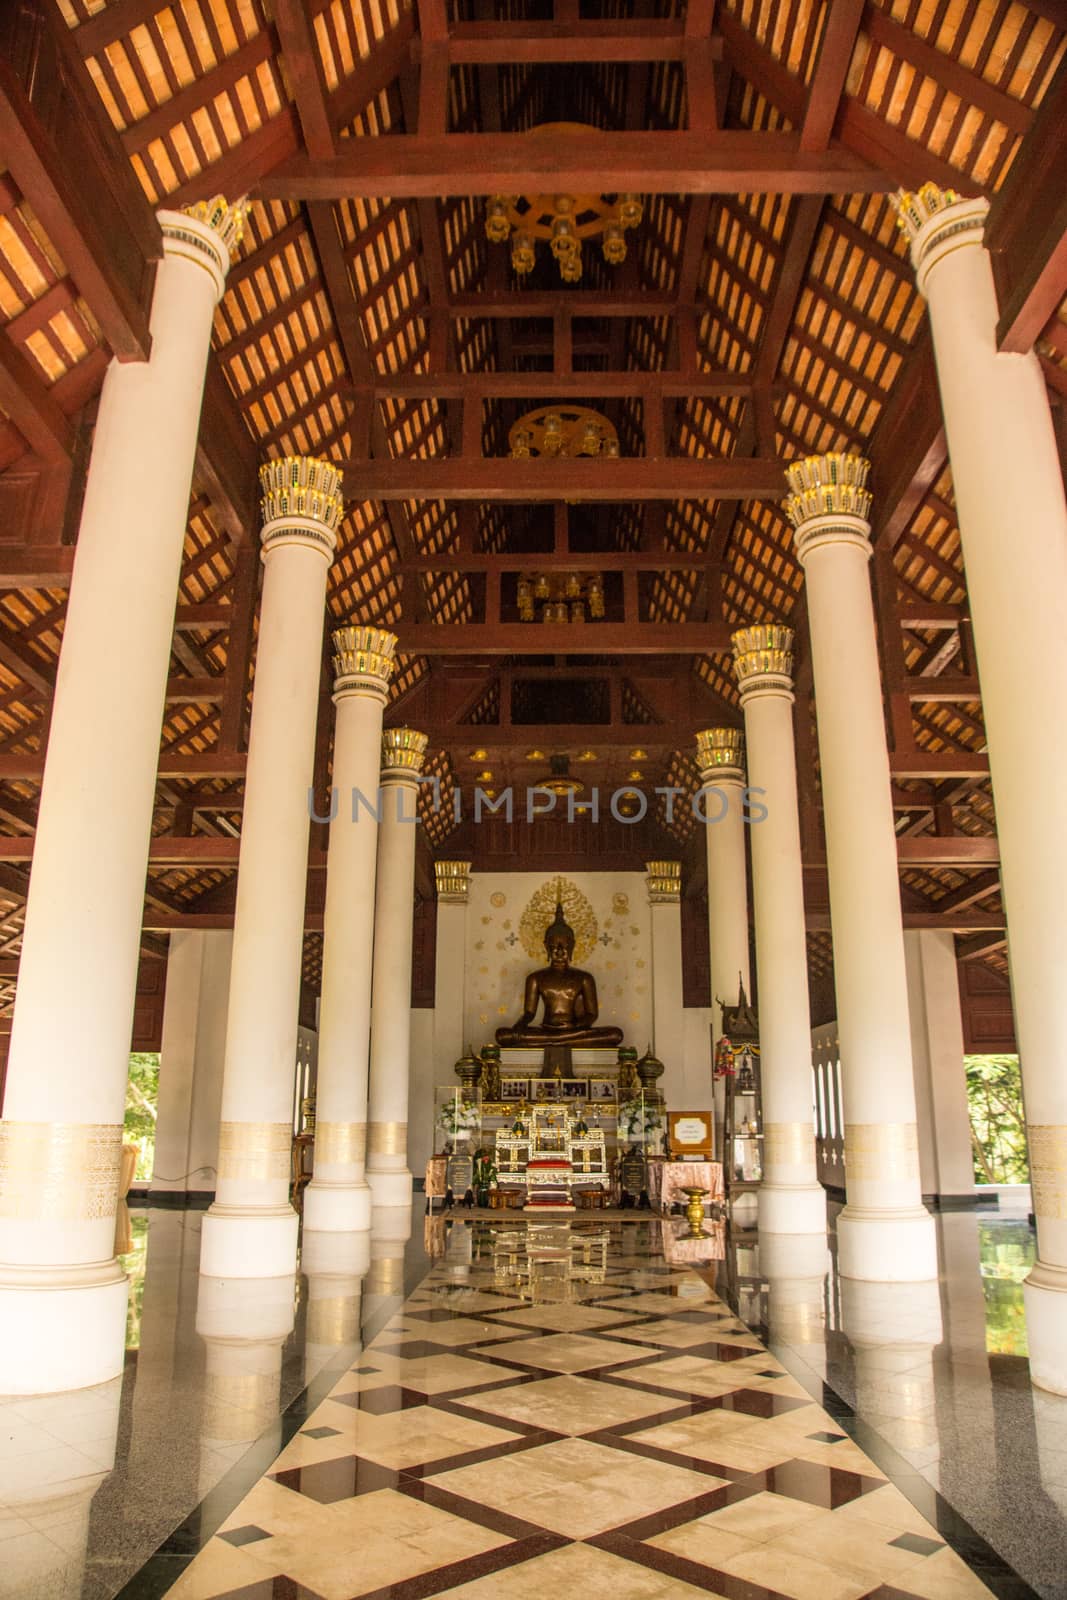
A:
[958,959,1017,1053]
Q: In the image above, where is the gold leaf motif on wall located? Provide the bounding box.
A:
[518,877,598,962]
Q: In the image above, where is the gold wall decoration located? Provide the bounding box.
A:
[518,877,598,963]
[844,1121,920,1183]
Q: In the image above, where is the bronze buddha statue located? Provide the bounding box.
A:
[496,900,623,1056]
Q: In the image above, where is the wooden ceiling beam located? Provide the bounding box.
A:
[800,0,866,152]
[0,332,75,463]
[0,2,157,363]
[957,931,1008,961]
[446,19,705,63]
[394,622,731,655]
[0,546,76,589]
[398,551,722,571]
[933,869,1001,914]
[350,371,757,399]
[272,0,335,160]
[985,52,1067,353]
[258,131,890,200]
[343,457,785,501]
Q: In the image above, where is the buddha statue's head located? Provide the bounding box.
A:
[544,900,576,968]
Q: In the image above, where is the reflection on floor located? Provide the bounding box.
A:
[0,1203,1064,1600]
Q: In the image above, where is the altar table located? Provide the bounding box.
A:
[647,1159,724,1213]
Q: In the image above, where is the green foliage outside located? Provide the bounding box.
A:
[965,1054,1028,1185]
[124,1052,160,1182]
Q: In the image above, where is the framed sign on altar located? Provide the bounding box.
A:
[668,1111,715,1159]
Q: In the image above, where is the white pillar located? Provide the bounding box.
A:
[733,626,826,1237]
[195,1274,294,1495]
[432,861,471,1083]
[199,455,342,1281]
[695,729,751,1145]
[0,198,243,1394]
[152,930,233,1197]
[895,184,1067,1390]
[645,862,685,1101]
[905,929,975,1203]
[366,729,428,1210]
[784,454,937,1282]
[303,626,397,1235]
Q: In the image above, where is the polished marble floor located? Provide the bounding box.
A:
[0,1202,1064,1600]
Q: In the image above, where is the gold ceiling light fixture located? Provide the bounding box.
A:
[517,569,605,624]
[524,748,547,762]
[537,753,584,799]
[629,748,648,761]
[485,125,643,283]
[469,748,489,761]
[509,404,619,461]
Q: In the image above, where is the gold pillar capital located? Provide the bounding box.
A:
[158,194,248,296]
[435,859,471,903]
[380,726,428,782]
[732,624,795,701]
[259,454,344,561]
[331,625,397,701]
[645,860,681,903]
[695,726,744,785]
[783,453,873,565]
[892,185,989,290]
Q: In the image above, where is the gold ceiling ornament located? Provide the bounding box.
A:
[517,568,605,623]
[732,624,795,685]
[519,875,598,963]
[509,404,619,461]
[535,753,584,798]
[485,125,643,283]
[782,453,872,526]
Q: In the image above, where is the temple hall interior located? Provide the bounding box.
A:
[1,1,1066,1597]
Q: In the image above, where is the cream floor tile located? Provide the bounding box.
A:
[890,1545,997,1600]
[831,1480,940,1537]
[608,1354,760,1400]
[240,1484,510,1600]
[718,1543,871,1600]
[439,1538,718,1599]
[482,1301,643,1332]
[284,1399,522,1470]
[162,1538,276,1600]
[794,1435,889,1477]
[217,1473,336,1539]
[646,1516,757,1568]
[691,1489,830,1542]
[333,1349,526,1397]
[379,1315,525,1347]
[615,1318,764,1350]
[468,1332,649,1371]
[776,1506,938,1582]
[457,1372,684,1432]
[428,1436,718,1538]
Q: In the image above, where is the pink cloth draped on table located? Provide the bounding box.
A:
[647,1160,724,1211]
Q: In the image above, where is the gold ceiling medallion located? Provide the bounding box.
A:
[535,753,585,799]
[485,124,643,283]
[509,404,619,461]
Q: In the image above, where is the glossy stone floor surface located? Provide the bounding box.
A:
[1,1204,1064,1600]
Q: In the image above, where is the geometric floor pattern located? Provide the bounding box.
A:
[163,1222,995,1600]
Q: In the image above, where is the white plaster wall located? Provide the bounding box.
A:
[463,870,652,1052]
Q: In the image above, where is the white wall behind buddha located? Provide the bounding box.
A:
[463,870,653,1054]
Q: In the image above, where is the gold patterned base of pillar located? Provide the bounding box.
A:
[0,1121,122,1221]
[314,1121,367,1168]
[368,1256,406,1294]
[844,1122,920,1184]
[1028,1124,1067,1222]
[217,1122,292,1183]
[763,1121,817,1172]
[368,1122,407,1158]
